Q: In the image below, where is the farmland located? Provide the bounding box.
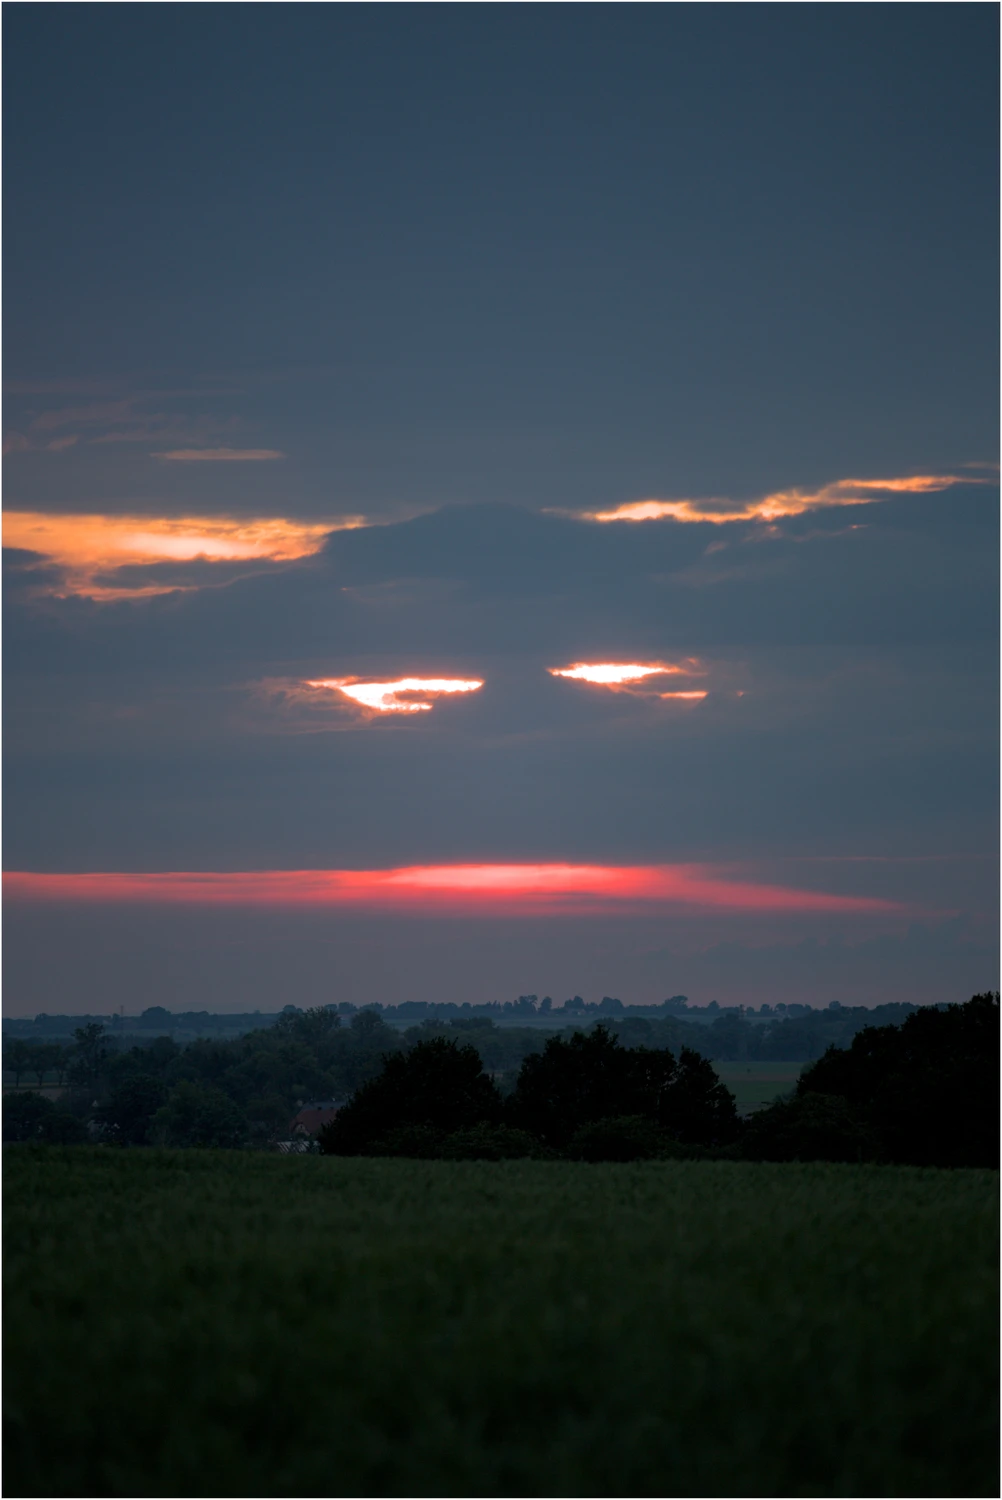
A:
[4,1148,997,1497]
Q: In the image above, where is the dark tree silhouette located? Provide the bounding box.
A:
[69,1024,112,1088]
[96,1075,169,1146]
[795,991,999,1168]
[3,1091,87,1144]
[508,1026,739,1148]
[318,1038,503,1155]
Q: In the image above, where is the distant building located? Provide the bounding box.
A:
[290,1100,339,1136]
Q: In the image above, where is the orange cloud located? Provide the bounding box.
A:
[578,472,990,526]
[304,677,484,714]
[2,511,362,600]
[152,448,285,461]
[2,863,901,915]
[659,691,708,701]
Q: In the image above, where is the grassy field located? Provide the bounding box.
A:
[4,1149,997,1497]
[712,1059,803,1113]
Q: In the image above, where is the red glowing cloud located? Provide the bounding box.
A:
[3,864,901,916]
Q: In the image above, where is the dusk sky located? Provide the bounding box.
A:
[4,5,998,1015]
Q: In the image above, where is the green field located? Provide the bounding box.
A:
[712,1059,804,1113]
[4,1149,997,1497]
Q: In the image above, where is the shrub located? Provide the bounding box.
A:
[439,1124,541,1160]
[742,1093,875,1163]
[567,1115,680,1162]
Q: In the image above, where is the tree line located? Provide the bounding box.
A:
[3,997,930,1063]
[4,994,997,1168]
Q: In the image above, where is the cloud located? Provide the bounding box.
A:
[575,471,991,526]
[3,863,902,916]
[303,677,484,715]
[1,512,359,600]
[152,447,285,461]
[549,662,688,685]
[547,660,713,704]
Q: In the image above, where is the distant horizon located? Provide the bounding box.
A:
[1,993,971,1024]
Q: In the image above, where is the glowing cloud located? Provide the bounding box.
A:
[550,663,673,684]
[2,512,363,600]
[3,864,902,916]
[577,471,991,526]
[304,677,484,714]
[549,661,706,695]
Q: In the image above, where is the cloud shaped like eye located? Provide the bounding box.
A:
[548,662,708,700]
[304,677,484,714]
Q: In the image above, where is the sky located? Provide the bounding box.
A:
[3,5,998,1016]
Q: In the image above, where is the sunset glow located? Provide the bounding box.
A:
[304,677,484,713]
[659,691,708,700]
[580,472,990,526]
[549,661,701,686]
[3,864,902,915]
[2,511,361,599]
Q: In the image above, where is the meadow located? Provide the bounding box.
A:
[4,1148,997,1498]
[710,1059,802,1113]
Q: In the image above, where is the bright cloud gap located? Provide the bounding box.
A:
[305,677,484,714]
[3,865,902,915]
[549,661,705,689]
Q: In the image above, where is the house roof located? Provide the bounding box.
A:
[290,1106,339,1135]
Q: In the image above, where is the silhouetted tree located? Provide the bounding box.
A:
[508,1027,739,1148]
[5,1039,33,1087]
[96,1074,168,1146]
[797,992,998,1167]
[30,1043,63,1088]
[319,1038,502,1155]
[150,1081,246,1149]
[69,1023,112,1089]
[3,1091,87,1144]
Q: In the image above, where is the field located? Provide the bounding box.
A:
[4,1149,997,1498]
[712,1059,803,1113]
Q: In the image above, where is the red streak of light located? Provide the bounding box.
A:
[3,865,902,915]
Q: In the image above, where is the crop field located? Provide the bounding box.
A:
[711,1059,803,1113]
[4,1149,998,1498]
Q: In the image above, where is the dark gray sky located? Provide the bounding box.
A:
[4,5,998,1014]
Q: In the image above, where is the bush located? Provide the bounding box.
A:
[439,1123,541,1160]
[568,1115,679,1162]
[368,1124,449,1159]
[742,1093,875,1163]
